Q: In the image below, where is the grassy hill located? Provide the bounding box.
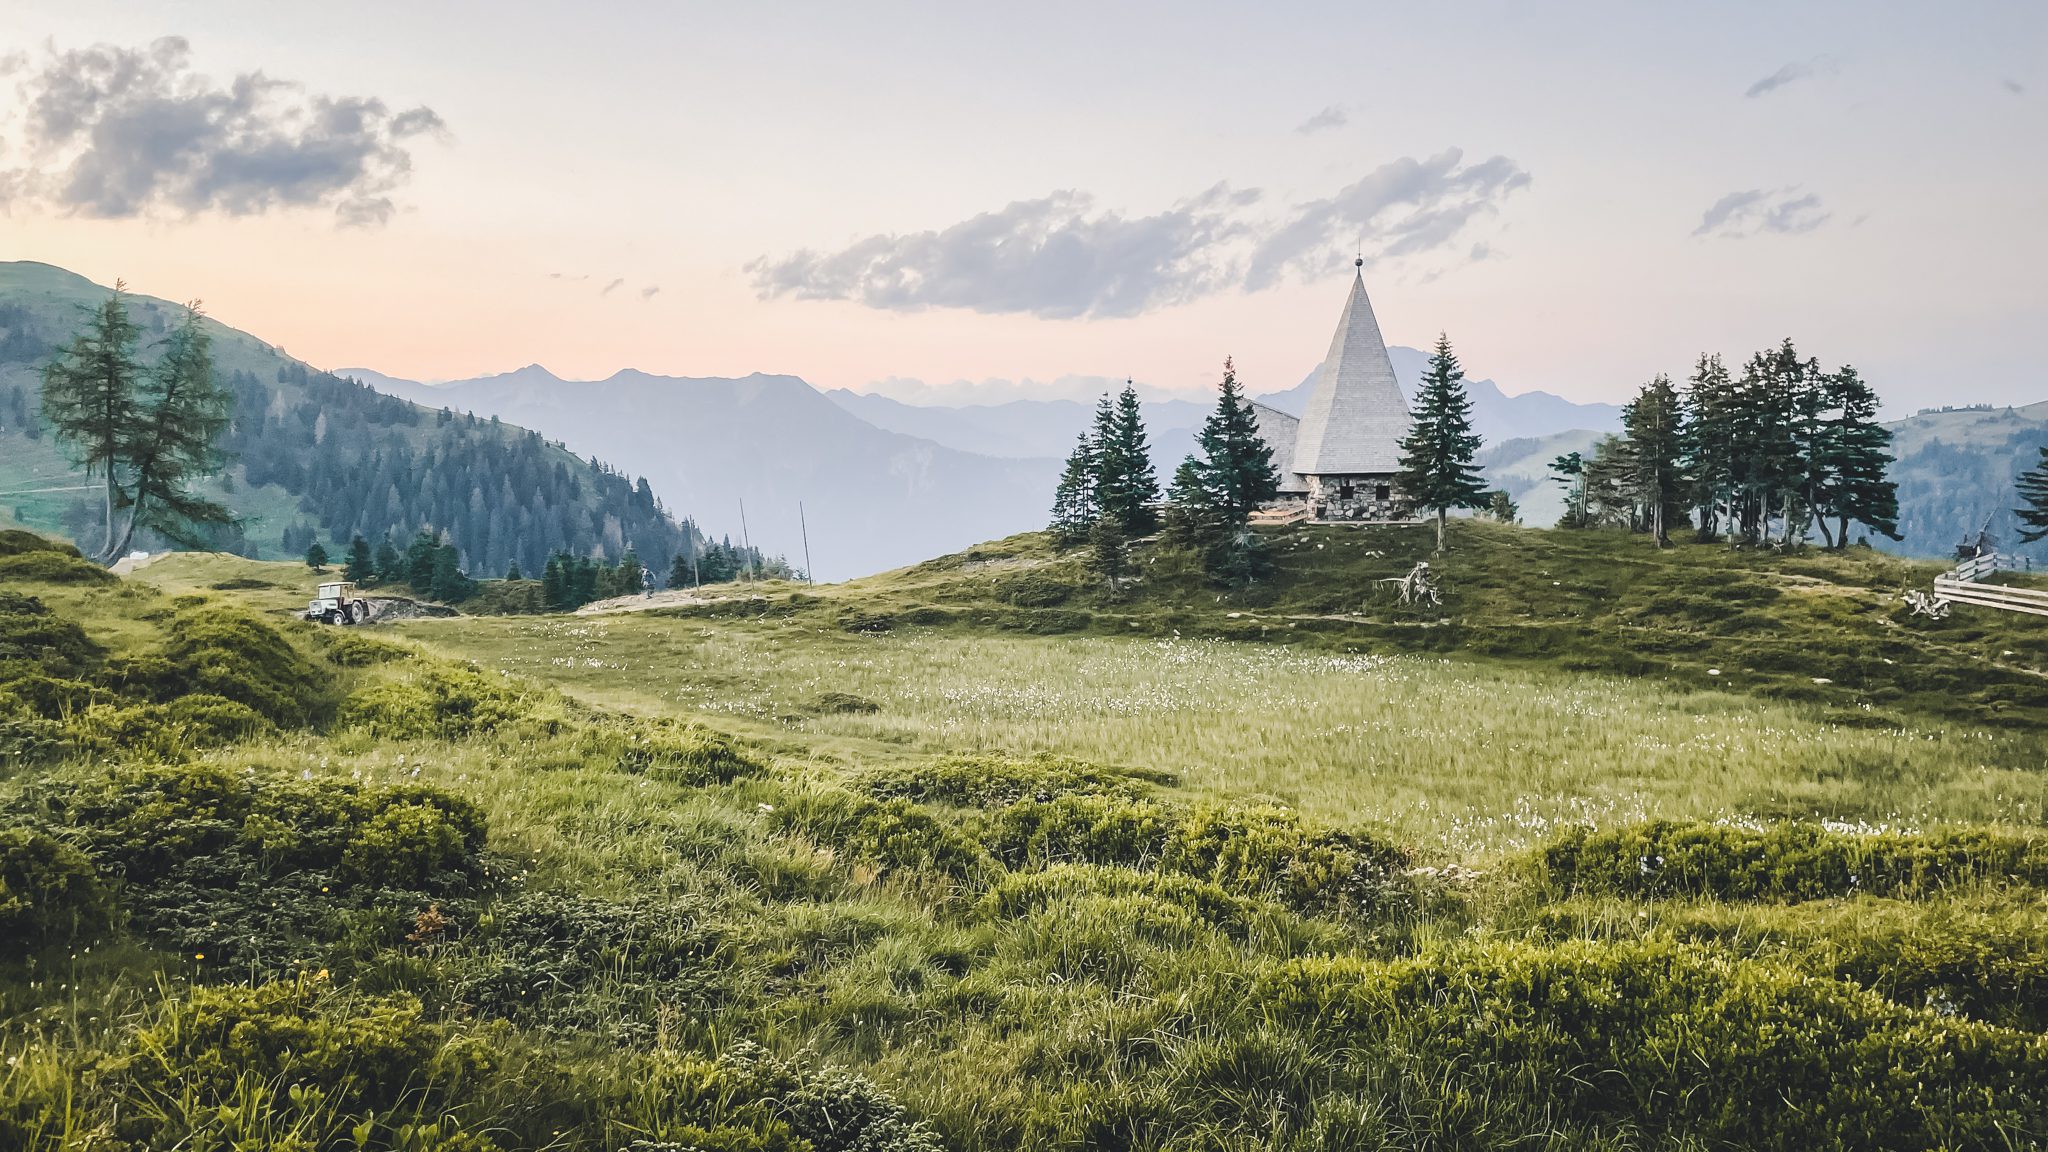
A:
[0,261,692,576]
[5,523,2047,1149]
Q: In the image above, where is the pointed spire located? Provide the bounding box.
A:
[1291,266,1409,475]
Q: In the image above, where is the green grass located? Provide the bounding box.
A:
[7,526,2048,1150]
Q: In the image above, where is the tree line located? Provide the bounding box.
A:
[1551,339,1898,547]
[24,284,704,577]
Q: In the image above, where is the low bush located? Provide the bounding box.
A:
[774,789,998,885]
[983,793,1171,870]
[1534,819,2048,902]
[9,762,491,963]
[0,826,115,956]
[859,752,1167,809]
[1251,940,2048,1151]
[580,719,765,785]
[0,529,79,557]
[810,690,880,714]
[341,664,542,740]
[0,550,114,584]
[100,604,327,726]
[0,592,101,677]
[1164,802,1409,917]
[980,864,1285,940]
[315,629,413,666]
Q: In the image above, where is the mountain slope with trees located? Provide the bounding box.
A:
[0,262,695,578]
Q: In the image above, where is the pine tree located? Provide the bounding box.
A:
[1098,384,1160,535]
[1394,333,1487,551]
[1621,374,1686,545]
[2017,449,2048,544]
[39,283,143,560]
[1049,429,1100,546]
[505,562,523,581]
[406,531,439,590]
[1812,365,1899,546]
[374,538,404,583]
[345,535,374,582]
[542,555,566,608]
[1191,357,1278,526]
[1161,456,1218,549]
[1549,451,1589,529]
[103,303,235,558]
[305,540,329,571]
[616,549,644,595]
[1087,514,1128,596]
[669,549,694,589]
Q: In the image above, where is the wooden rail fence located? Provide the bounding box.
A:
[1933,551,2048,617]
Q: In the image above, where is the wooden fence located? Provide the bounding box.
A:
[1934,551,2048,617]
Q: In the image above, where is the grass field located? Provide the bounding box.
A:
[8,526,2048,1150]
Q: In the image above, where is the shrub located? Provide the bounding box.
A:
[983,793,1172,870]
[100,605,326,726]
[0,529,81,557]
[458,891,726,1032]
[980,864,1283,940]
[340,665,537,739]
[993,572,1072,608]
[1164,802,1409,916]
[0,592,102,677]
[775,790,997,884]
[859,752,1168,808]
[582,719,765,785]
[11,762,490,963]
[1251,940,2048,1151]
[0,826,114,954]
[810,690,880,714]
[0,550,113,584]
[316,629,413,666]
[1535,819,2048,902]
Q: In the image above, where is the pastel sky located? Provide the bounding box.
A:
[3,1,2043,411]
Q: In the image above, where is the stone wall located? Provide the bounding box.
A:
[1305,473,1409,521]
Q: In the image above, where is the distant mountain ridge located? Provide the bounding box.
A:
[0,261,690,577]
[344,366,1058,582]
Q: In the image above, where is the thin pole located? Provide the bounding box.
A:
[799,501,815,585]
[689,519,700,588]
[738,498,755,581]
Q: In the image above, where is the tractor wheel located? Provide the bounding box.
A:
[321,610,339,625]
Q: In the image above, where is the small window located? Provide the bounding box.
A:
[1339,480,1354,500]
[1375,484,1391,502]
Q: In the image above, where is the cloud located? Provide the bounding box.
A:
[1745,58,1834,98]
[1693,188,1831,237]
[0,36,444,225]
[1242,149,1531,290]
[2004,78,2026,96]
[600,277,624,295]
[747,183,1260,319]
[1295,105,1348,134]
[749,151,1526,319]
[640,285,660,300]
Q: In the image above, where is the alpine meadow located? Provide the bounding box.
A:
[6,7,2048,1152]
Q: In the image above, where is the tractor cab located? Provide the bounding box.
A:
[304,581,362,625]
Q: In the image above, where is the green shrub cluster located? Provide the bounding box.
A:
[1249,940,2048,1150]
[0,591,101,678]
[0,826,114,957]
[0,550,115,584]
[340,664,543,740]
[2,980,943,1152]
[8,762,491,964]
[1535,819,2048,902]
[857,752,1168,808]
[577,718,765,785]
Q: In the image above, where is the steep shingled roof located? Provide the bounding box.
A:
[1292,267,1409,475]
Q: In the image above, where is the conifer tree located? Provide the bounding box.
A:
[616,549,644,595]
[1621,374,1686,545]
[1811,365,1899,546]
[103,304,235,558]
[1098,384,1160,534]
[1681,353,1736,540]
[374,538,404,583]
[668,549,694,589]
[542,555,566,608]
[1549,451,1589,529]
[1087,514,1129,596]
[1394,333,1487,551]
[345,535,374,582]
[305,540,329,571]
[39,283,143,560]
[1048,429,1100,546]
[1190,357,1278,525]
[2017,449,2048,544]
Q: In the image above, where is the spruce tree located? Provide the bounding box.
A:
[374,538,404,583]
[1098,384,1160,534]
[2017,448,2048,544]
[505,561,523,582]
[39,283,143,560]
[1087,514,1129,596]
[542,555,566,607]
[1682,353,1736,540]
[305,540,329,571]
[1191,357,1277,525]
[1394,333,1487,551]
[1621,374,1686,545]
[345,535,374,582]
[1549,451,1589,529]
[1048,429,1100,546]
[1813,365,1899,546]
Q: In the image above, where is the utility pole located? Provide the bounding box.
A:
[738,498,755,581]
[798,501,815,585]
[688,519,700,588]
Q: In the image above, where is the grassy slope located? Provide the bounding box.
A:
[8,529,2048,1150]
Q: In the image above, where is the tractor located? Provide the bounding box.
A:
[303,581,364,625]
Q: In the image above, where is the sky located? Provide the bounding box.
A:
[2,1,2043,412]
